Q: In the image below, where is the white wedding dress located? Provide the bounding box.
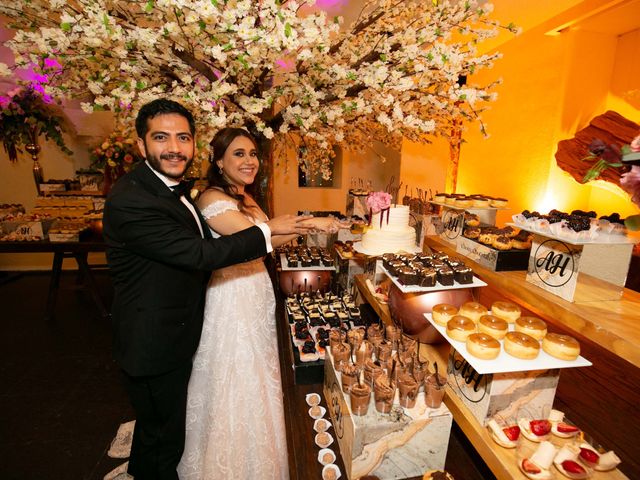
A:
[178,199,289,480]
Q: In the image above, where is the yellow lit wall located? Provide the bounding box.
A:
[400,10,640,225]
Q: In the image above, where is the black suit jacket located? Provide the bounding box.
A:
[103,163,267,376]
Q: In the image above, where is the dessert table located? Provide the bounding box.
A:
[353,273,631,480]
[0,235,108,320]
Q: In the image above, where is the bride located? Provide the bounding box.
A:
[177,127,344,479]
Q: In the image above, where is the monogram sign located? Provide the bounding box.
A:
[449,350,488,403]
[328,379,345,439]
[441,209,464,240]
[533,239,575,287]
[526,234,582,302]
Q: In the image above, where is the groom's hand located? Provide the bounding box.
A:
[266,214,314,235]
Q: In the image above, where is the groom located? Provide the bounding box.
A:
[103,99,309,480]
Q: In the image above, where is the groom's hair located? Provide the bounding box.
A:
[135,99,196,139]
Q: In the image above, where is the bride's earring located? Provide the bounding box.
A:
[219,167,223,175]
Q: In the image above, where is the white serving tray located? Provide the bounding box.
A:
[383,266,487,293]
[424,313,591,374]
[352,241,421,256]
[280,254,336,271]
[428,200,508,211]
[508,222,636,245]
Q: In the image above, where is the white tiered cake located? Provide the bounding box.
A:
[360,204,416,255]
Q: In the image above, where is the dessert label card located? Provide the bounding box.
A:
[525,234,632,302]
[526,236,581,302]
[438,209,464,246]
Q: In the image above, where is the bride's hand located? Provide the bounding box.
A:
[301,217,351,233]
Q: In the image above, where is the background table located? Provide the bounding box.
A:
[0,235,108,320]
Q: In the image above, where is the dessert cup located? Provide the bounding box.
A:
[373,377,395,414]
[424,374,447,408]
[306,392,321,406]
[313,418,331,433]
[321,463,342,480]
[398,374,419,408]
[341,364,359,393]
[331,342,351,372]
[350,383,372,416]
[318,448,337,466]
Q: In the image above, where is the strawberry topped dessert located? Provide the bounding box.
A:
[518,417,552,442]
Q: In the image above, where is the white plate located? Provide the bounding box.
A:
[423,313,592,374]
[383,265,487,293]
[352,241,421,256]
[280,254,336,271]
[428,200,506,211]
[508,223,636,245]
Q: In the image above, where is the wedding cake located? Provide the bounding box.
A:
[361,204,416,255]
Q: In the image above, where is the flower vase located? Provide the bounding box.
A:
[25,141,43,195]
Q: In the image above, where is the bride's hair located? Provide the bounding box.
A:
[207,127,259,214]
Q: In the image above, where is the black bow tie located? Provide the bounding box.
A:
[171,180,194,197]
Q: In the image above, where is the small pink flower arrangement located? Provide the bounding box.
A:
[366,191,392,214]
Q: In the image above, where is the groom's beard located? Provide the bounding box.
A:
[145,150,194,180]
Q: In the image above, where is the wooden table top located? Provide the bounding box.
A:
[423,236,640,369]
[354,274,629,480]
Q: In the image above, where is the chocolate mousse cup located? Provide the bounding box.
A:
[341,364,359,393]
[350,383,371,416]
[424,374,447,408]
[331,342,351,372]
[354,340,374,365]
[398,375,419,408]
[329,329,346,352]
[363,359,384,387]
[385,325,401,349]
[373,377,395,413]
[412,360,429,385]
[376,340,392,363]
[347,328,365,352]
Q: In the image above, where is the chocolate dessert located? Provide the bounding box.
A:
[341,364,359,393]
[374,376,395,413]
[349,382,371,416]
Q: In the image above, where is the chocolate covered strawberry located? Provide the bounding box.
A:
[530,419,552,437]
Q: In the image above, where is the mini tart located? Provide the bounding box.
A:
[458,301,488,323]
[492,235,512,251]
[554,444,592,479]
[490,197,508,208]
[432,303,459,326]
[466,333,500,359]
[518,418,551,443]
[520,458,553,480]
[446,315,476,342]
[491,301,521,323]
[455,197,473,208]
[487,419,518,448]
[594,450,622,471]
[478,314,508,340]
[542,333,580,361]
[515,317,548,341]
[504,331,540,360]
[471,197,490,208]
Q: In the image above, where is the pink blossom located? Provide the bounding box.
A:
[366,191,392,213]
[630,135,640,153]
[620,165,640,207]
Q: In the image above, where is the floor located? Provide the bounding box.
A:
[0,270,494,480]
[0,271,132,480]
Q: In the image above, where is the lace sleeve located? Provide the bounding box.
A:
[200,199,239,219]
